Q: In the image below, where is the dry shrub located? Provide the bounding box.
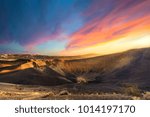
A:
[59,90,71,96]
[142,92,150,100]
[47,92,55,96]
[76,76,87,84]
[121,83,141,97]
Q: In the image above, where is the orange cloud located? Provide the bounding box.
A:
[60,0,150,56]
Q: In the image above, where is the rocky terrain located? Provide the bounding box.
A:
[0,47,150,100]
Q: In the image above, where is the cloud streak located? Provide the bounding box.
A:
[66,0,150,49]
[0,0,149,55]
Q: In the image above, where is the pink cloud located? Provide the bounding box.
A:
[66,0,150,50]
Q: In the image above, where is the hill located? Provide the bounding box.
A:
[0,47,150,93]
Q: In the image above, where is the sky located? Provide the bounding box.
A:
[0,0,150,56]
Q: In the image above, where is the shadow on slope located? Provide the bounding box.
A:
[0,67,72,86]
